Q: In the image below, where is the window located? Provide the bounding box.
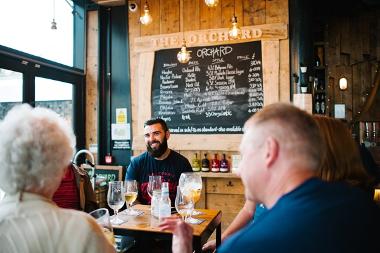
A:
[0,0,74,66]
[0,68,23,119]
[35,77,74,125]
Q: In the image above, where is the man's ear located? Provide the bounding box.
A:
[265,137,279,168]
[165,130,170,140]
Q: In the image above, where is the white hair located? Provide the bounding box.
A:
[0,104,76,195]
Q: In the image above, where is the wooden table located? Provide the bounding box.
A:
[113,204,222,253]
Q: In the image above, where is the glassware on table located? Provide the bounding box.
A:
[151,189,162,218]
[175,186,194,221]
[124,179,139,216]
[147,175,162,198]
[179,172,203,219]
[107,181,125,225]
[89,208,115,247]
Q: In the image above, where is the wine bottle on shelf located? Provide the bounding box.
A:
[211,154,220,173]
[320,94,325,114]
[192,153,201,172]
[201,153,210,172]
[315,94,320,114]
[219,154,229,173]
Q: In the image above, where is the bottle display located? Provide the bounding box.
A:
[219,154,229,173]
[158,182,171,221]
[315,94,320,114]
[211,154,220,173]
[201,153,210,172]
[192,153,201,172]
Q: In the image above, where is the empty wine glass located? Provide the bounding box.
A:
[124,180,139,216]
[89,208,115,247]
[147,175,162,199]
[175,186,194,222]
[107,181,125,225]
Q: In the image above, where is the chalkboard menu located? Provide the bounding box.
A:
[152,41,263,134]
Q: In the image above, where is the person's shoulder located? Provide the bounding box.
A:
[169,150,188,160]
[130,151,150,164]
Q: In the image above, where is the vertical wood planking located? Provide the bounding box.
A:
[360,15,370,56]
[262,40,280,105]
[279,39,290,102]
[200,1,222,29]
[266,0,288,24]
[86,11,99,159]
[160,0,180,34]
[340,17,350,55]
[141,0,160,36]
[221,0,234,28]
[183,0,200,31]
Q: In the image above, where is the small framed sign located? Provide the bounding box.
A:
[81,165,123,187]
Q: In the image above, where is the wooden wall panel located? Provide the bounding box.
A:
[325,8,380,122]
[127,0,289,155]
[86,11,99,161]
[266,0,288,24]
[200,1,222,29]
[141,0,160,36]
[160,0,180,34]
[183,0,200,31]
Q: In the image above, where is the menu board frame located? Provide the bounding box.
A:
[131,23,288,151]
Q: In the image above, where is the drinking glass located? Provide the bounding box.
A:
[89,208,115,247]
[107,181,125,225]
[180,173,203,218]
[124,180,139,216]
[147,175,162,199]
[175,186,194,221]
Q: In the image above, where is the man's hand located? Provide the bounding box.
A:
[159,217,193,253]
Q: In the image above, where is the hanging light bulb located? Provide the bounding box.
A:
[51,0,57,30]
[228,15,241,40]
[205,0,219,7]
[140,1,152,25]
[51,19,57,30]
[177,40,191,64]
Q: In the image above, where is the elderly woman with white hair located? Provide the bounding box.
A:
[0,104,115,253]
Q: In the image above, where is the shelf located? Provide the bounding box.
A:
[314,66,326,70]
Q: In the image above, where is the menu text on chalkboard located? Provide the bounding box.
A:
[152,41,263,134]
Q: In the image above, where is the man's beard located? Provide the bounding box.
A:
[147,137,168,158]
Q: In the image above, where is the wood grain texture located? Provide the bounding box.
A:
[86,11,99,162]
[262,40,280,105]
[160,0,180,34]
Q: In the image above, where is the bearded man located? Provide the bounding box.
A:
[126,118,192,204]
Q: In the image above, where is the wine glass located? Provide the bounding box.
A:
[107,181,125,225]
[124,180,139,216]
[89,208,115,247]
[175,186,194,222]
[147,175,162,199]
[180,173,203,218]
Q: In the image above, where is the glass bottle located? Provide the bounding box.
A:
[151,190,161,218]
[201,153,210,172]
[192,153,201,172]
[158,182,171,221]
[315,94,320,114]
[220,154,229,173]
[211,154,220,173]
[320,94,325,114]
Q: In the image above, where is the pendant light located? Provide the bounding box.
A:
[228,2,241,40]
[205,0,219,7]
[51,0,57,29]
[177,1,191,64]
[140,0,152,25]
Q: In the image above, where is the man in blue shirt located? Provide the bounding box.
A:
[126,118,192,204]
[160,103,380,253]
